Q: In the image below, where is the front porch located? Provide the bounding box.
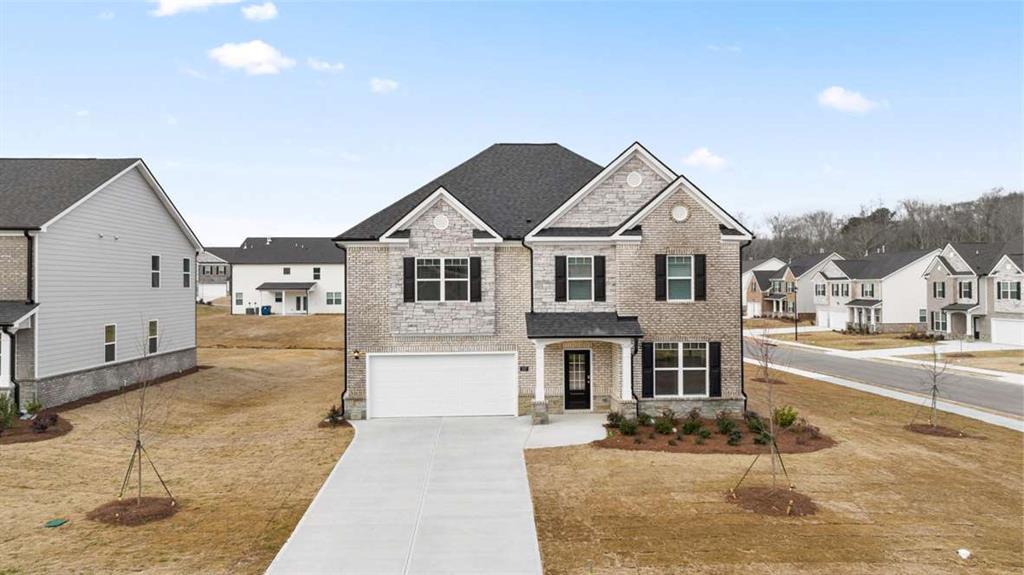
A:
[254,282,315,316]
[942,303,982,340]
[0,301,38,409]
[846,299,882,332]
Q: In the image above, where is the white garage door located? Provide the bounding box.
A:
[990,318,1024,345]
[816,310,847,328]
[367,352,518,418]
[746,302,761,317]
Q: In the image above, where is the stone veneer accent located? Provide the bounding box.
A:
[532,244,617,313]
[551,157,669,228]
[0,235,29,300]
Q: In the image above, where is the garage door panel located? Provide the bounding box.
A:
[991,319,1024,345]
[368,353,517,418]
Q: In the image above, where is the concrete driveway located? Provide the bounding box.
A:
[267,415,603,575]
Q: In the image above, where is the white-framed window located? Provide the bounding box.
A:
[997,281,1022,300]
[104,324,116,363]
[234,292,243,306]
[313,267,321,280]
[653,342,708,397]
[148,320,158,354]
[416,257,469,302]
[933,281,945,298]
[151,255,161,288]
[815,283,826,297]
[862,283,875,298]
[771,279,784,293]
[958,280,973,299]
[182,258,191,288]
[931,311,948,331]
[283,267,291,275]
[327,292,343,305]
[919,308,927,323]
[831,283,839,297]
[666,256,694,301]
[567,256,594,301]
[274,292,282,303]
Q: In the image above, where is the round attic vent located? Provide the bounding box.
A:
[433,214,450,230]
[626,171,643,188]
[671,205,690,222]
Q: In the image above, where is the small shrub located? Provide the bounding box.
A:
[715,411,737,435]
[636,412,653,427]
[667,439,678,446]
[31,412,57,434]
[695,435,706,445]
[0,394,15,435]
[653,417,674,435]
[697,428,711,440]
[324,404,344,426]
[773,406,799,428]
[606,412,623,429]
[681,417,702,435]
[618,418,638,436]
[25,398,43,416]
[633,437,644,444]
[753,431,772,445]
[744,411,766,434]
[675,431,685,441]
[727,429,743,446]
[686,408,701,422]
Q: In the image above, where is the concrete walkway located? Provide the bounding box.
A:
[267,414,605,575]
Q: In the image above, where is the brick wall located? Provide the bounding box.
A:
[552,157,668,227]
[0,235,28,300]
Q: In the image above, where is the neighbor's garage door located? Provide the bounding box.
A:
[367,353,518,418]
[816,310,846,328]
[990,318,1024,345]
[746,302,761,317]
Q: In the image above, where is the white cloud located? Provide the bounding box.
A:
[241,2,277,21]
[682,147,727,171]
[370,77,399,94]
[98,10,115,20]
[151,0,241,17]
[165,114,179,126]
[707,44,741,53]
[75,109,91,118]
[817,86,880,114]
[307,58,345,73]
[208,40,295,75]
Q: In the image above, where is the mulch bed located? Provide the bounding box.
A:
[86,497,178,526]
[943,352,976,358]
[0,414,73,445]
[728,486,818,517]
[906,423,970,438]
[594,419,836,455]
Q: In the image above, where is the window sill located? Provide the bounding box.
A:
[649,394,710,400]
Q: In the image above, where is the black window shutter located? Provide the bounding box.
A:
[641,342,654,398]
[555,256,567,302]
[594,256,606,302]
[694,254,707,301]
[654,255,666,301]
[470,257,482,302]
[708,341,722,397]
[403,257,415,302]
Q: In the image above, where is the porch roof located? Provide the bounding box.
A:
[846,298,882,307]
[525,312,643,339]
[0,301,38,327]
[763,293,788,300]
[256,282,316,291]
[941,302,980,312]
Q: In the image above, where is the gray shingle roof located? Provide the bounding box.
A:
[942,302,980,312]
[335,144,603,241]
[846,298,882,307]
[785,253,836,277]
[751,269,779,290]
[0,301,38,326]
[525,312,643,338]
[256,282,317,291]
[834,249,935,280]
[741,257,778,274]
[224,237,345,265]
[950,241,1022,276]
[0,158,139,229]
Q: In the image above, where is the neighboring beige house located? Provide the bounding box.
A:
[813,248,939,332]
[335,142,753,421]
[923,242,1024,344]
[740,257,783,316]
[742,253,841,320]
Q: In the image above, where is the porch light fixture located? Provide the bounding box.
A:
[352,350,361,360]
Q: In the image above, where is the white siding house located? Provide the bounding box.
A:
[740,257,783,315]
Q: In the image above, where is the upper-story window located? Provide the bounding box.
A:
[151,255,161,288]
[841,283,850,297]
[770,279,784,293]
[997,281,1022,300]
[416,257,469,302]
[182,258,191,288]
[862,283,875,298]
[958,280,973,299]
[313,267,321,280]
[283,267,291,275]
[933,281,945,298]
[831,283,839,296]
[567,256,594,301]
[666,256,693,301]
[815,283,826,297]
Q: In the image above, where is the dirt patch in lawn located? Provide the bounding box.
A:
[752,376,787,384]
[0,413,73,445]
[906,423,971,438]
[772,330,923,351]
[728,486,817,517]
[527,368,1023,574]
[596,421,835,455]
[0,347,352,574]
[905,348,1024,375]
[87,497,179,526]
[196,304,344,350]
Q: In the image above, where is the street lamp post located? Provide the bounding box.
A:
[793,285,799,341]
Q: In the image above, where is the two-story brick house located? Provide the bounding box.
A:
[923,242,1024,344]
[335,143,752,422]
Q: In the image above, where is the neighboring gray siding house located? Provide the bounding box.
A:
[335,142,752,421]
[196,249,233,302]
[923,242,1024,344]
[0,158,202,409]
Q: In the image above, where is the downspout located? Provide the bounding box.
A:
[339,244,348,418]
[520,238,535,313]
[24,231,34,304]
[2,326,19,410]
[739,238,752,410]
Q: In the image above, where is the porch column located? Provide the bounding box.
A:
[532,341,548,424]
[0,330,11,391]
[619,340,632,400]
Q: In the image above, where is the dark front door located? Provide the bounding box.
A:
[973,316,981,340]
[564,350,591,410]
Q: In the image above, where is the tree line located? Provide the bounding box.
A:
[741,188,1024,262]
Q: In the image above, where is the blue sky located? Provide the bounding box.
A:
[1,1,1021,245]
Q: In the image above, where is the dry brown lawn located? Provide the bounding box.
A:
[527,369,1024,574]
[905,349,1024,376]
[743,317,814,329]
[196,303,343,350]
[772,329,924,351]
[0,312,350,574]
